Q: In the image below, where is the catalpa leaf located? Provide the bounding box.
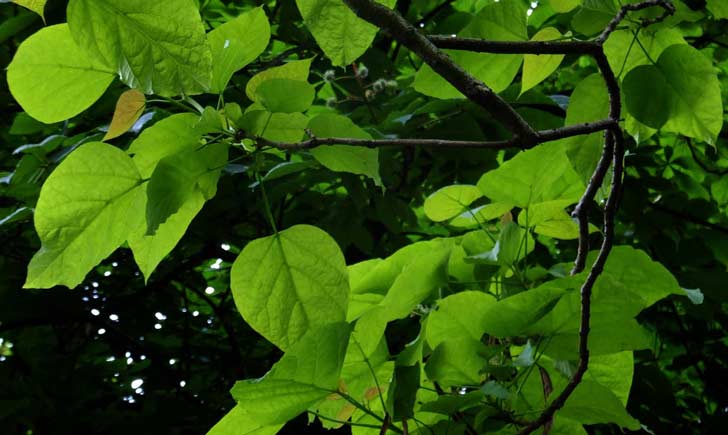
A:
[246,59,313,101]
[307,114,382,186]
[414,0,527,99]
[25,142,144,289]
[231,225,349,350]
[206,406,282,435]
[208,7,270,93]
[7,24,115,124]
[295,0,396,66]
[624,44,723,145]
[67,0,212,96]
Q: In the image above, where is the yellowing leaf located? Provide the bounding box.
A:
[103,89,146,141]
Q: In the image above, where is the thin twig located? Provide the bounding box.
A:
[254,119,615,151]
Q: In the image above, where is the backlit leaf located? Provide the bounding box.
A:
[7,24,115,123]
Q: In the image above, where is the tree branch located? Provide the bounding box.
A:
[330,1,674,434]
[255,119,616,151]
[427,36,599,55]
[342,0,538,147]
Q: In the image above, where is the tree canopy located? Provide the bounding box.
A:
[1,0,727,434]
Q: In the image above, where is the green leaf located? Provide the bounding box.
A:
[414,0,527,99]
[230,225,349,350]
[557,74,609,186]
[707,0,728,19]
[231,323,351,424]
[307,114,382,186]
[560,380,641,430]
[448,202,513,228]
[255,79,315,114]
[549,0,580,13]
[208,7,270,93]
[145,143,227,235]
[7,24,115,123]
[603,28,685,77]
[518,200,589,240]
[481,282,570,337]
[128,189,206,282]
[295,0,396,66]
[12,0,46,20]
[477,144,584,208]
[232,380,329,425]
[67,0,212,96]
[623,44,723,144]
[521,27,565,94]
[591,246,685,312]
[25,142,144,289]
[424,185,483,222]
[206,406,283,435]
[425,337,487,387]
[426,291,497,348]
[241,110,309,143]
[246,59,313,101]
[128,113,203,178]
[586,352,635,406]
[571,0,617,36]
[386,363,420,420]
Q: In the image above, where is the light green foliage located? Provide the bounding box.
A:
[448,202,514,227]
[414,0,527,99]
[230,225,349,350]
[557,74,609,185]
[550,0,580,13]
[561,381,640,429]
[521,27,565,94]
[125,113,211,279]
[603,28,686,77]
[624,44,723,144]
[25,142,144,288]
[426,291,497,348]
[241,110,309,142]
[425,337,488,387]
[245,59,313,101]
[525,246,684,358]
[145,143,227,235]
[67,0,212,95]
[518,200,586,240]
[208,7,270,93]
[206,406,282,435]
[477,144,584,208]
[707,0,728,19]
[127,113,204,178]
[295,0,396,66]
[571,0,617,36]
[7,24,115,123]
[424,185,483,222]
[307,114,382,185]
[231,323,350,424]
[255,79,315,113]
[128,189,205,282]
[12,0,46,20]
[481,281,572,337]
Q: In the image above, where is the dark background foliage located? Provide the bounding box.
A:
[1,0,728,434]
